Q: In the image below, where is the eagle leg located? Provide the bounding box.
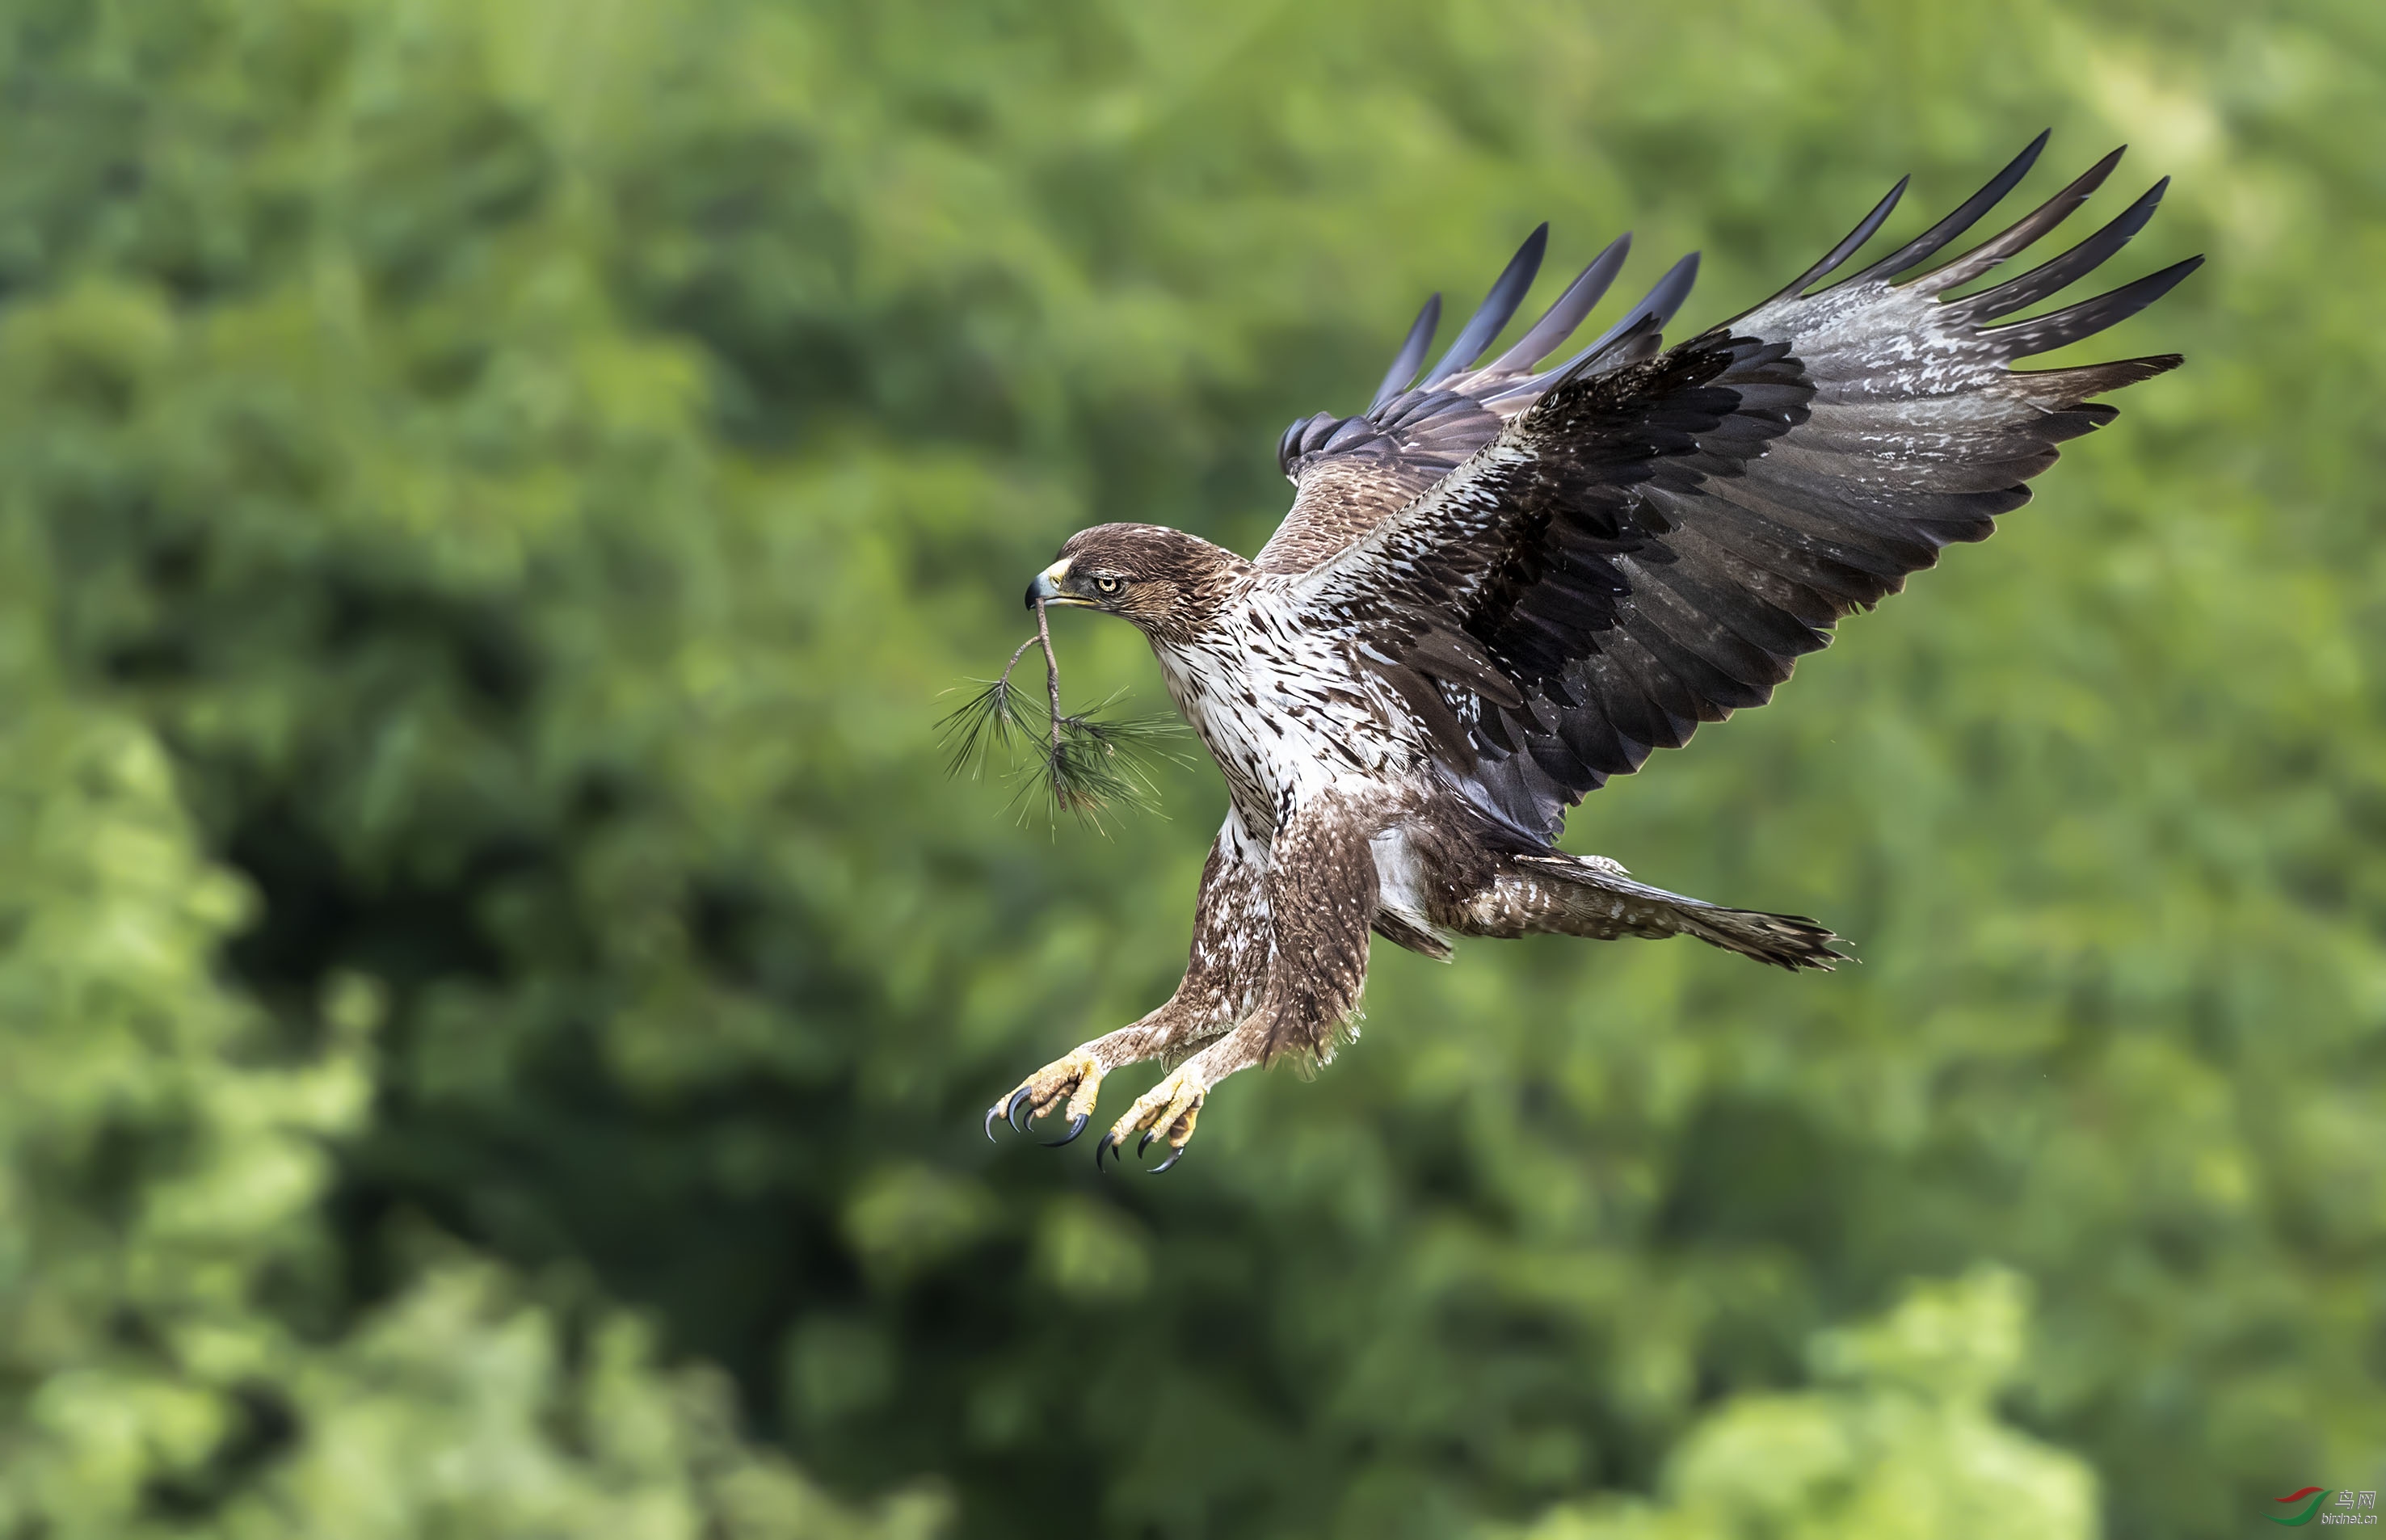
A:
[1096,1069,1206,1172]
[1096,1033,1248,1172]
[1096,794,1378,1173]
[983,1049,1107,1145]
[985,811,1269,1150]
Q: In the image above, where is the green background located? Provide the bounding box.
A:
[0,2,2378,1536]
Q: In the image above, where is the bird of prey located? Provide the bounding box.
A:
[981,135,2196,1171]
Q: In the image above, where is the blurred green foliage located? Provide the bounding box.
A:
[0,1,2379,1537]
[0,553,943,1538]
[1512,1269,2098,1540]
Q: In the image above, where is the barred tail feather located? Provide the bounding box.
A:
[1475,854,1848,971]
[1660,898,1847,972]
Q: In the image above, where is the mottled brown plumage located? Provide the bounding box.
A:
[986,137,2197,1169]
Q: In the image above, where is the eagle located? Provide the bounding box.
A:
[981,135,2196,1172]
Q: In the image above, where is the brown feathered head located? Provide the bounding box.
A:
[1025,524,1248,647]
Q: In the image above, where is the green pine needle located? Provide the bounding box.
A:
[935,674,1028,781]
[937,616,1189,829]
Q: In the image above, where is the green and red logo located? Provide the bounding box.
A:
[2271,1488,2332,1526]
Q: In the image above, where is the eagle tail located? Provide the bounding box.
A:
[1490,855,1849,972]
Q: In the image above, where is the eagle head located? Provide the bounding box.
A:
[1026,524,1247,646]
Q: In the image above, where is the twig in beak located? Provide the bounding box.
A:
[1033,597,1063,762]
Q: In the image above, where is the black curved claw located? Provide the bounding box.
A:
[983,1103,1004,1142]
[1147,1144,1187,1175]
[1042,1113,1088,1147]
[1136,1127,1157,1157]
[1094,1130,1121,1172]
[1004,1087,1033,1135]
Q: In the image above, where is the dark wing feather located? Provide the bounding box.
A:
[1256,226,1658,574]
[1368,294,1444,413]
[1421,223,1547,389]
[1483,234,1631,377]
[1294,141,2199,841]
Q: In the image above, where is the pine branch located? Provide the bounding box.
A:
[936,603,1189,829]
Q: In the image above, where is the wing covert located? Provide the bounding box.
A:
[1254,229,1690,574]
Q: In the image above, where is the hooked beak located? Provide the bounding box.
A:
[1025,558,1091,610]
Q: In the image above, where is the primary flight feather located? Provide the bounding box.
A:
[980,135,2199,1171]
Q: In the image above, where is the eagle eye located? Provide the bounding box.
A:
[1092,575,1125,596]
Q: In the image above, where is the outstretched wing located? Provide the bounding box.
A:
[1255,225,1699,574]
[1295,135,2200,841]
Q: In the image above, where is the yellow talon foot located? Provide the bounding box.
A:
[1095,1068,1206,1174]
[983,1050,1105,1146]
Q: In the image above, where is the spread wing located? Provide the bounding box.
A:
[1289,134,2200,842]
